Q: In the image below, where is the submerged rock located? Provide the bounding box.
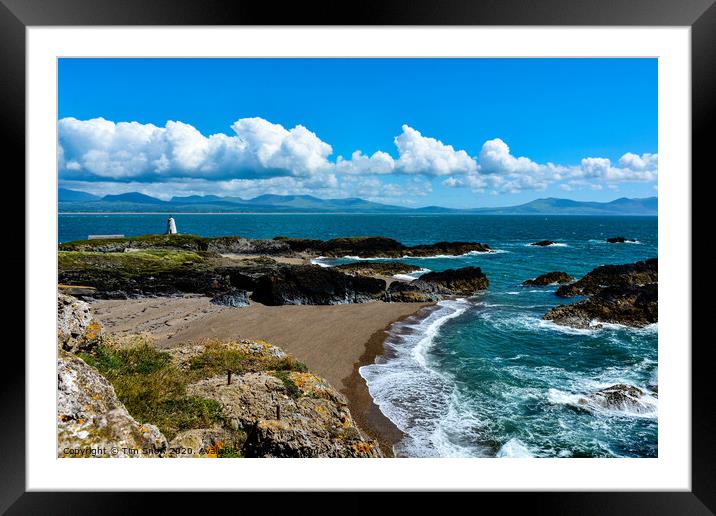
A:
[57,350,167,457]
[606,236,636,243]
[522,271,574,286]
[57,292,102,353]
[530,240,557,247]
[250,265,386,305]
[187,371,382,458]
[544,283,657,328]
[211,288,250,307]
[411,266,489,296]
[556,258,657,298]
[579,384,655,414]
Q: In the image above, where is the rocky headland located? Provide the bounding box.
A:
[59,234,492,304]
[60,234,492,258]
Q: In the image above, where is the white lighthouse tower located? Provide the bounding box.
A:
[166,216,177,235]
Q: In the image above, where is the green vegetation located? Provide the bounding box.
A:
[79,335,227,440]
[58,249,209,277]
[272,370,302,399]
[187,342,308,379]
[59,234,211,252]
[77,335,308,447]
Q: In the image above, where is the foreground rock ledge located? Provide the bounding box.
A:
[188,371,382,458]
[57,350,167,458]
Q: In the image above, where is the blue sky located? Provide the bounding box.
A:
[58,58,657,208]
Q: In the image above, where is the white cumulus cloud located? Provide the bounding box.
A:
[393,125,477,176]
[58,116,334,183]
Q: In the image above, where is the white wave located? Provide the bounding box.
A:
[547,387,658,419]
[496,438,534,458]
[341,249,506,261]
[309,257,332,267]
[392,268,431,281]
[597,321,658,334]
[412,299,470,368]
[482,312,603,336]
[360,299,477,457]
[588,239,642,244]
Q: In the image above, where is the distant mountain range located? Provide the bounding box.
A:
[58,189,657,216]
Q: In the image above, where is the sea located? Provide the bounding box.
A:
[59,213,658,458]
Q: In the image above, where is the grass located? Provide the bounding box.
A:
[272,370,302,399]
[187,343,308,380]
[79,335,227,440]
[77,334,307,450]
[59,234,211,252]
[58,249,208,277]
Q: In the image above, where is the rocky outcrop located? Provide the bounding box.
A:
[606,236,636,243]
[211,288,250,307]
[556,258,657,298]
[206,237,291,255]
[577,384,656,414]
[530,240,557,247]
[57,292,102,353]
[544,283,657,328]
[335,261,421,277]
[61,234,492,258]
[187,371,381,458]
[275,236,491,258]
[250,265,386,305]
[522,271,574,286]
[57,350,167,457]
[411,267,489,296]
[384,281,441,303]
[58,248,235,299]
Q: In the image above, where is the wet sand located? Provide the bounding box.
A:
[92,296,433,456]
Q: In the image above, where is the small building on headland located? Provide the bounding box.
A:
[166,216,177,235]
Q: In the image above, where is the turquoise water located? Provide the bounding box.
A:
[59,213,658,457]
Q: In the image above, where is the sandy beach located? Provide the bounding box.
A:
[91,296,434,455]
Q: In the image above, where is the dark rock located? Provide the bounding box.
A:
[404,241,492,257]
[556,258,657,298]
[411,267,489,296]
[530,240,557,247]
[577,384,655,414]
[336,261,421,277]
[59,268,233,298]
[384,281,441,303]
[523,271,574,286]
[606,236,636,243]
[250,265,386,305]
[544,283,657,328]
[274,236,491,258]
[211,288,250,307]
[207,236,291,255]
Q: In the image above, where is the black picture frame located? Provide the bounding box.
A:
[2,0,712,512]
